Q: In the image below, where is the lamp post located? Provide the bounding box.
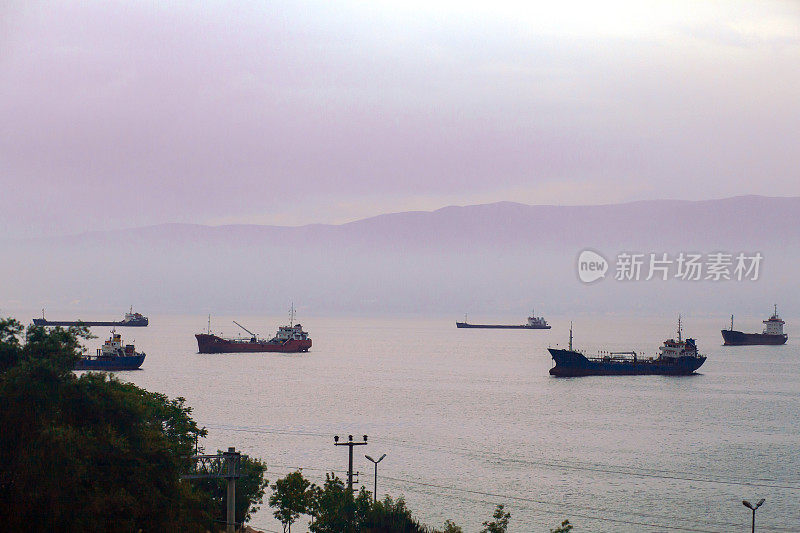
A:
[742,498,765,533]
[364,453,386,503]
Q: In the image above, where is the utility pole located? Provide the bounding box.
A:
[223,447,239,533]
[334,434,368,493]
[182,446,242,533]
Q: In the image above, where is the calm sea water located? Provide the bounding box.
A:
[36,313,800,531]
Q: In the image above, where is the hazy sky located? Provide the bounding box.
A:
[2,1,799,236]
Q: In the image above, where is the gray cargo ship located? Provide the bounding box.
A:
[33,307,149,327]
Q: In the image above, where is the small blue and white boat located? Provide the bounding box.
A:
[75,331,146,371]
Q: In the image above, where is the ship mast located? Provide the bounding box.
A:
[569,321,573,351]
[290,302,295,327]
[207,314,211,335]
[677,315,682,342]
[730,314,734,331]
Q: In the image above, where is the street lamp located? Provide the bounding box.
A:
[365,453,386,503]
[742,498,765,533]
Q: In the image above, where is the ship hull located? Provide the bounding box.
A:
[548,349,705,377]
[75,354,146,371]
[33,318,149,327]
[456,322,551,329]
[721,330,787,345]
[196,334,312,354]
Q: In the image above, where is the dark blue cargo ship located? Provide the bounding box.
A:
[75,332,146,371]
[721,306,788,345]
[549,318,706,377]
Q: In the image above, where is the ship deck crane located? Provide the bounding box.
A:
[233,321,258,340]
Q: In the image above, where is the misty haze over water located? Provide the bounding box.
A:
[2,196,798,319]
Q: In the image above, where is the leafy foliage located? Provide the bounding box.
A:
[307,473,372,533]
[433,519,463,533]
[0,319,266,531]
[480,504,511,533]
[270,470,314,532]
[361,495,429,533]
[550,519,573,532]
[271,471,443,533]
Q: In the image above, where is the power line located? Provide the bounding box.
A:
[379,436,800,490]
[266,466,739,530]
[380,475,798,533]
[367,434,800,489]
[247,472,769,533]
[240,462,799,533]
[390,435,794,484]
[202,424,799,531]
[246,464,798,533]
[201,423,800,490]
[380,475,740,530]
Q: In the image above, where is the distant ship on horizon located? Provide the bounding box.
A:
[456,309,551,329]
[721,305,788,345]
[195,305,312,353]
[548,317,706,377]
[33,306,149,327]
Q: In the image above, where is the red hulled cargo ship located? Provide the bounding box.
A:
[195,307,312,354]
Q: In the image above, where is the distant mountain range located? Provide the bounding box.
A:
[18,194,800,249]
[2,195,798,315]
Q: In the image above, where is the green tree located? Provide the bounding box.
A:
[480,504,511,533]
[550,519,573,532]
[234,454,269,523]
[361,495,428,532]
[433,519,463,533]
[0,319,265,531]
[308,473,351,533]
[0,318,23,372]
[270,470,314,532]
[299,470,452,533]
[307,473,374,533]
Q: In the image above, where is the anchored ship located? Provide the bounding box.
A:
[456,309,550,329]
[721,306,788,346]
[33,306,149,327]
[75,331,146,371]
[195,306,312,354]
[548,317,706,377]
